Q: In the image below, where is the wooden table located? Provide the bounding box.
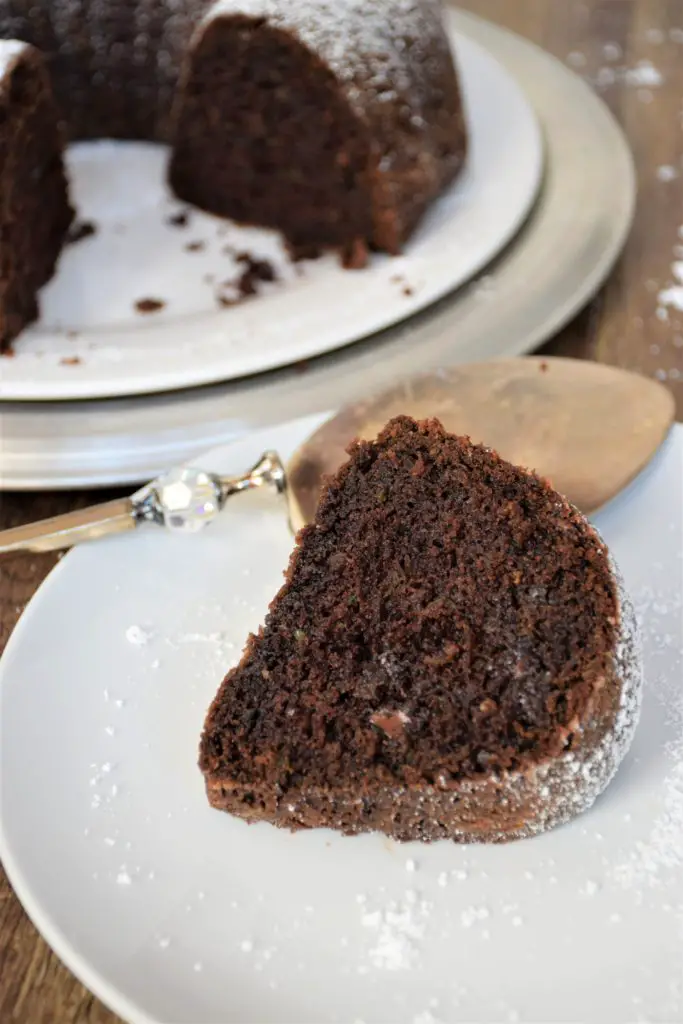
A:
[1,2,682,1020]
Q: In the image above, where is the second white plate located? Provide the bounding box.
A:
[0,23,542,401]
[0,419,682,1024]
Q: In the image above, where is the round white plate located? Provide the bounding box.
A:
[1,419,682,1024]
[0,24,542,402]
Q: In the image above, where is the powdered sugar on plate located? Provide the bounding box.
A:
[360,889,433,970]
[611,582,683,890]
[125,624,153,646]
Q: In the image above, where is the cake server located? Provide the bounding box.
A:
[0,357,674,556]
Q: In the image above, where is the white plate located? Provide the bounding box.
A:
[1,418,682,1024]
[0,24,543,401]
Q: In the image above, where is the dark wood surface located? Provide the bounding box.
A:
[1,2,682,1020]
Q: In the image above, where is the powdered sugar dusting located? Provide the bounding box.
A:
[658,258,683,315]
[611,581,683,890]
[623,60,664,87]
[460,904,490,928]
[201,0,457,176]
[0,38,28,78]
[657,165,678,183]
[205,0,446,100]
[126,624,153,646]
[361,889,432,970]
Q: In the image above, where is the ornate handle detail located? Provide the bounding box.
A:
[0,452,287,555]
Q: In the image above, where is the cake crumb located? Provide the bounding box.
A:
[135,298,165,314]
[66,220,97,245]
[167,210,189,228]
[59,355,82,366]
[216,255,276,307]
[342,237,368,269]
[185,240,205,252]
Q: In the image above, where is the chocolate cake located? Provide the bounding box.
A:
[0,1,467,340]
[169,1,467,260]
[200,416,642,843]
[0,41,73,351]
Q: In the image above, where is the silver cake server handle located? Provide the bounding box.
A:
[0,452,287,556]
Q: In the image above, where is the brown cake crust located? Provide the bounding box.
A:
[200,417,642,843]
[0,42,74,351]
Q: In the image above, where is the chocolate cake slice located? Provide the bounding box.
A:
[200,417,642,843]
[169,1,466,262]
[0,41,73,352]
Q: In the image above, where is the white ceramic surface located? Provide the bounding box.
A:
[0,24,543,401]
[1,418,682,1024]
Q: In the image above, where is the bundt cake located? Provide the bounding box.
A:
[0,41,74,351]
[200,416,642,844]
[0,0,467,346]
